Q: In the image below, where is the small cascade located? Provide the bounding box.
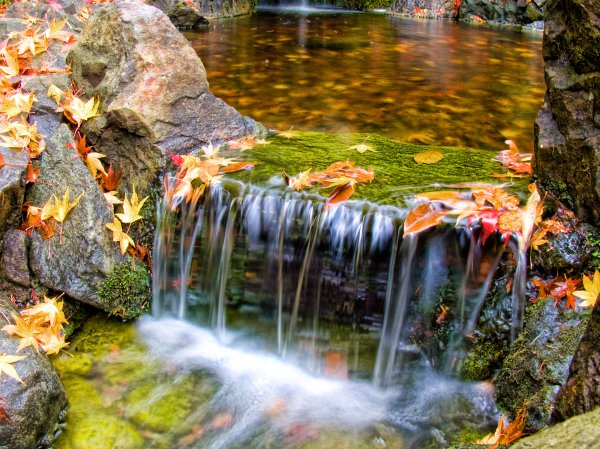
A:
[153,181,520,383]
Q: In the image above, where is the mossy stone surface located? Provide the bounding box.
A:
[69,414,144,449]
[224,132,527,207]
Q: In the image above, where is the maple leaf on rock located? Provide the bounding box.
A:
[41,188,83,243]
[116,186,148,225]
[100,163,122,191]
[106,217,135,255]
[0,354,26,384]
[85,152,107,178]
[573,270,600,308]
[3,314,42,353]
[20,295,66,327]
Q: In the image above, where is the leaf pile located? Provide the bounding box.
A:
[492,139,532,178]
[2,295,69,355]
[165,141,256,207]
[287,161,374,208]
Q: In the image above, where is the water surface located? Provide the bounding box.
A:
[186,9,544,150]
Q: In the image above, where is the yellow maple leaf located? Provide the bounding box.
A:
[41,188,83,223]
[0,48,21,77]
[116,186,148,224]
[104,191,123,208]
[39,334,69,356]
[47,84,65,104]
[414,149,444,164]
[573,270,600,308]
[0,118,45,157]
[60,95,100,126]
[347,143,376,154]
[20,295,66,328]
[106,217,135,254]
[288,169,313,190]
[85,152,107,178]
[44,19,72,43]
[0,353,26,384]
[0,90,36,118]
[2,314,42,353]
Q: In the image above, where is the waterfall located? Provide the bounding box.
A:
[153,181,518,384]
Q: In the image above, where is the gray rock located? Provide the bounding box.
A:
[534,0,600,225]
[67,0,257,156]
[494,299,590,431]
[512,406,600,449]
[27,124,123,307]
[553,302,600,421]
[22,73,71,138]
[149,0,208,28]
[0,291,68,449]
[0,229,31,288]
[0,145,28,237]
[0,18,26,36]
[5,0,87,29]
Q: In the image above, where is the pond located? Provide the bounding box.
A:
[185,8,545,151]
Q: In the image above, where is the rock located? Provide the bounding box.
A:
[534,0,600,225]
[148,0,208,28]
[0,229,31,288]
[511,406,600,449]
[0,145,28,237]
[529,223,596,272]
[23,73,71,138]
[0,291,68,449]
[388,0,457,18]
[458,0,517,22]
[148,0,255,23]
[553,302,600,421]
[27,124,124,308]
[67,0,258,156]
[494,299,590,431]
[5,0,87,29]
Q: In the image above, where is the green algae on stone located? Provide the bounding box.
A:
[64,315,139,359]
[52,352,94,376]
[69,414,144,449]
[224,132,527,207]
[98,260,151,319]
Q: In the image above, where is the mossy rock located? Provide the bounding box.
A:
[124,376,199,434]
[52,352,94,376]
[223,132,528,208]
[66,315,138,359]
[98,260,151,319]
[59,375,104,419]
[68,413,144,449]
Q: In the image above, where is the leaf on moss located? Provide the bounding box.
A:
[414,149,443,164]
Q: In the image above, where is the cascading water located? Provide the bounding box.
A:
[142,172,529,447]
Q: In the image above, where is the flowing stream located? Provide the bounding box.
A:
[51,9,544,449]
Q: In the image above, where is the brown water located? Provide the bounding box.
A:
[185,9,545,151]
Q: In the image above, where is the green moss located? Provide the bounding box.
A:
[342,0,393,10]
[540,178,574,210]
[225,132,527,208]
[52,352,94,376]
[124,377,198,434]
[460,341,507,381]
[69,414,143,449]
[98,260,151,319]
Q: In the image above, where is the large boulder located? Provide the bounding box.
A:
[0,146,28,238]
[67,0,258,155]
[27,124,124,308]
[0,291,68,449]
[534,0,600,225]
[553,302,600,421]
[511,406,600,449]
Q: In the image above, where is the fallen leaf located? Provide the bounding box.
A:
[26,161,39,184]
[347,143,376,154]
[573,270,600,308]
[403,203,446,237]
[116,186,148,224]
[85,152,107,178]
[326,182,355,208]
[414,149,444,164]
[106,217,135,255]
[0,354,26,384]
[100,163,122,191]
[0,396,12,424]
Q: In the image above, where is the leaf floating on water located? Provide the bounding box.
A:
[414,149,444,165]
[403,203,446,237]
[347,143,376,154]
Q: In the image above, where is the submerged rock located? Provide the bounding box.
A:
[534,0,600,225]
[0,291,68,449]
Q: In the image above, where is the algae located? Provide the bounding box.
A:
[223,132,528,207]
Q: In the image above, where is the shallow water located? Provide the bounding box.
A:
[51,315,498,449]
[186,9,544,151]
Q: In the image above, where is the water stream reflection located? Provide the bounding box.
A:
[186,9,545,150]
